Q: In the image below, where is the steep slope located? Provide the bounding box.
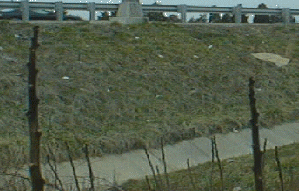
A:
[1,22,299,167]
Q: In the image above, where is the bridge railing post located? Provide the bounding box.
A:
[282,8,290,24]
[88,2,96,21]
[233,4,242,23]
[55,1,63,21]
[178,4,187,23]
[21,0,29,21]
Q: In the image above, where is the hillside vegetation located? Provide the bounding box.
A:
[1,21,299,168]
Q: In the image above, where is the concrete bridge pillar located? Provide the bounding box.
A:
[55,1,63,21]
[88,2,96,21]
[21,0,29,21]
[282,8,290,24]
[110,0,149,24]
[178,4,187,23]
[233,4,242,23]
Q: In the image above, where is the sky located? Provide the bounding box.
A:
[3,0,299,21]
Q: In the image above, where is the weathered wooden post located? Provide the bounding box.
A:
[27,26,45,191]
[249,77,263,191]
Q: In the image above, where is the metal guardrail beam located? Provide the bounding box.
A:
[142,5,177,12]
[242,8,281,14]
[0,1,20,9]
[94,4,118,11]
[0,2,119,11]
[30,2,55,9]
[187,6,232,13]
[63,3,89,10]
[63,3,110,10]
[290,9,299,14]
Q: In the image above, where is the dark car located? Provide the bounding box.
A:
[0,9,82,21]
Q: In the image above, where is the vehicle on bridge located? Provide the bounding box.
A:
[0,9,82,21]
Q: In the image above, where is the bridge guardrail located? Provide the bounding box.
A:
[0,1,298,23]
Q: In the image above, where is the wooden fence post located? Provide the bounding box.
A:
[27,26,45,191]
[249,77,263,191]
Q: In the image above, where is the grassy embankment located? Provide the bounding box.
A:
[0,21,299,169]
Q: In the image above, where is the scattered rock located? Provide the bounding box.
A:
[135,36,140,40]
[255,88,262,92]
[157,54,164,58]
[14,34,21,38]
[233,128,239,133]
[14,34,28,40]
[0,46,3,51]
[227,159,235,163]
[233,187,242,191]
[62,76,70,80]
[251,53,290,67]
[208,45,213,49]
[193,55,199,58]
[188,88,198,95]
[1,54,18,62]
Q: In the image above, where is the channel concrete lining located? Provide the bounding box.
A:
[2,122,299,189]
[40,122,299,186]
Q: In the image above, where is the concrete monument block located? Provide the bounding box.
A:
[110,0,149,24]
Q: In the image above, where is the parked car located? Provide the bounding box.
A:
[0,9,82,21]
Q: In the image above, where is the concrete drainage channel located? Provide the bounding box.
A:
[2,122,299,190]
